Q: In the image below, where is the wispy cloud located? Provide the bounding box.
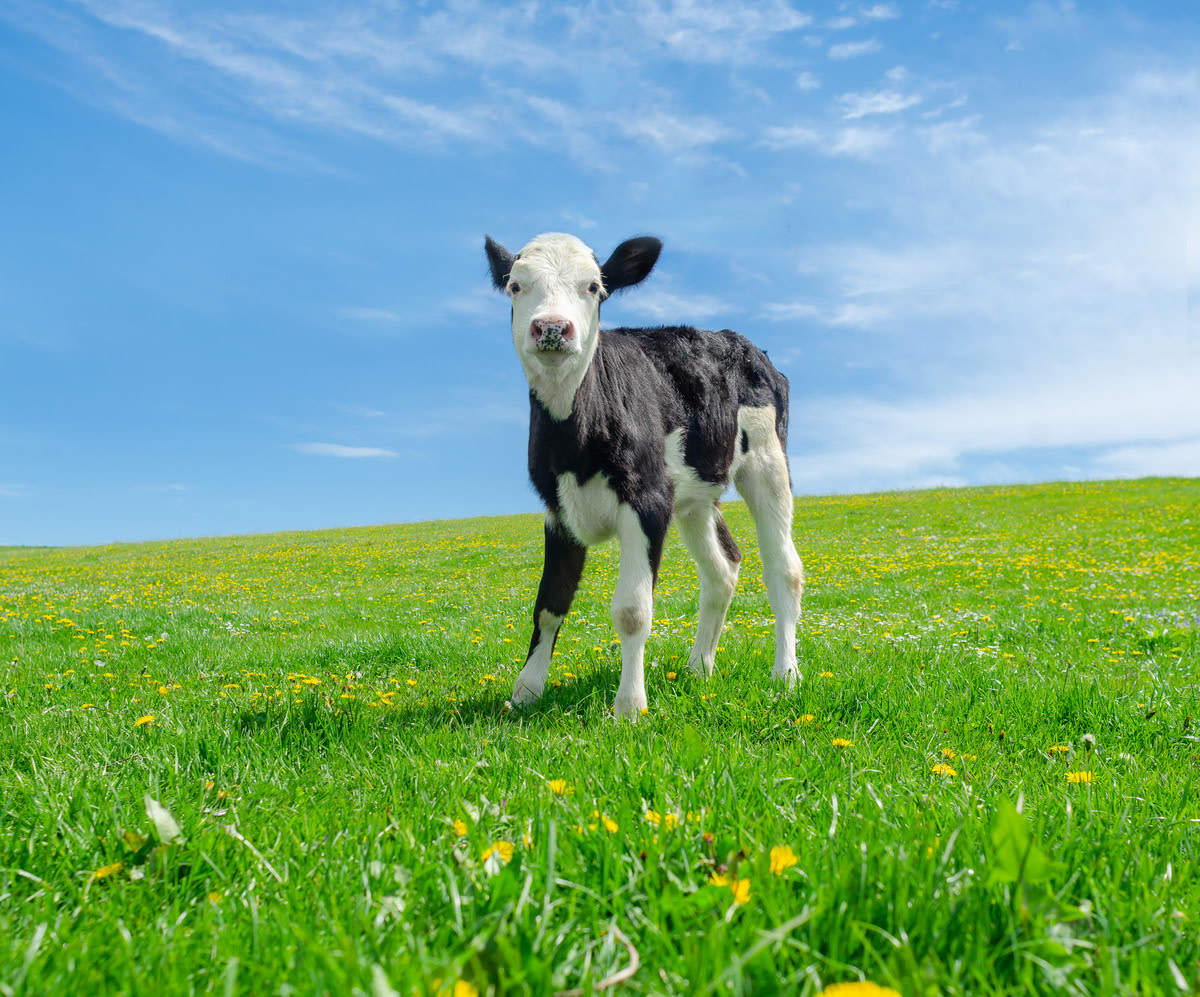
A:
[0,484,32,498]
[796,71,821,90]
[860,4,901,21]
[839,88,921,118]
[608,287,732,323]
[617,110,736,151]
[790,361,1200,492]
[291,443,397,458]
[759,122,893,157]
[829,38,882,59]
[633,0,813,63]
[760,124,822,149]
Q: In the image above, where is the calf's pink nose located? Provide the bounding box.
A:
[530,317,574,342]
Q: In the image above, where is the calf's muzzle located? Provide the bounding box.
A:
[530,317,574,352]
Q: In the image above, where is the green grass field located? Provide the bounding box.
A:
[2,478,1198,996]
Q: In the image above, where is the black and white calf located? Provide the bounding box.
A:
[485,232,804,718]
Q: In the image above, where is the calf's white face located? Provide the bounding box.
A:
[507,233,604,373]
[485,231,662,420]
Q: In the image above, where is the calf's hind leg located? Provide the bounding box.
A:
[512,513,587,706]
[676,501,741,677]
[733,407,804,687]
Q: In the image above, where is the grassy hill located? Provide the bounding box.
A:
[1,479,1197,995]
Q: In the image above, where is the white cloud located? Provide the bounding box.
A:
[608,288,731,323]
[839,88,921,118]
[633,0,813,63]
[761,124,821,149]
[291,443,398,458]
[617,110,735,151]
[796,71,821,91]
[1094,438,1200,478]
[759,123,892,157]
[829,38,882,59]
[828,125,893,156]
[860,4,901,21]
[0,484,32,498]
[789,361,1200,492]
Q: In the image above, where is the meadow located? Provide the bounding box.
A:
[1,478,1197,996]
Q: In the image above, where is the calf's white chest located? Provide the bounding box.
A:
[557,472,622,546]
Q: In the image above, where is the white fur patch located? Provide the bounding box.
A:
[557,472,621,547]
[664,427,724,516]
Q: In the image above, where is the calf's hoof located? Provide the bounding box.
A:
[771,662,800,689]
[612,690,648,720]
[511,675,543,707]
[685,649,715,678]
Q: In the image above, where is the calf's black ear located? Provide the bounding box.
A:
[601,236,662,295]
[484,236,516,290]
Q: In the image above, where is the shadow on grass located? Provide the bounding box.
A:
[233,668,626,749]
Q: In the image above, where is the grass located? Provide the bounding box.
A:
[1,477,1198,996]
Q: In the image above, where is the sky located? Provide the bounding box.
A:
[1,0,1197,547]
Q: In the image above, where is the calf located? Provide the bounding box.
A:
[484,232,804,718]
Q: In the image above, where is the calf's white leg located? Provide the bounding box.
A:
[733,407,804,687]
[676,502,741,677]
[611,506,659,718]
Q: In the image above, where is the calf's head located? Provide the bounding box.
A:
[485,232,661,418]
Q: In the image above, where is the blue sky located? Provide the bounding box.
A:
[1,0,1197,546]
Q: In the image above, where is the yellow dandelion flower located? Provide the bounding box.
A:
[666,671,677,680]
[821,983,902,997]
[931,764,957,777]
[644,809,661,826]
[602,815,618,833]
[406,678,417,686]
[207,891,222,905]
[453,982,479,997]
[92,861,123,880]
[941,749,956,759]
[770,845,798,875]
[1048,744,1071,753]
[819,670,834,678]
[709,872,729,887]
[730,878,751,905]
[133,715,155,727]
[831,738,853,748]
[481,841,514,864]
[1066,771,1093,784]
[797,714,815,725]
[663,813,679,830]
[546,779,573,796]
[452,819,467,837]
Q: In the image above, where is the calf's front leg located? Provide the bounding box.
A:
[612,505,667,719]
[512,513,587,706]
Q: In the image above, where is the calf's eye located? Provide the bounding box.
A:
[509,281,522,294]
[587,281,600,295]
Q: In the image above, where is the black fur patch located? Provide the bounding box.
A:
[715,514,742,565]
[740,429,749,453]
